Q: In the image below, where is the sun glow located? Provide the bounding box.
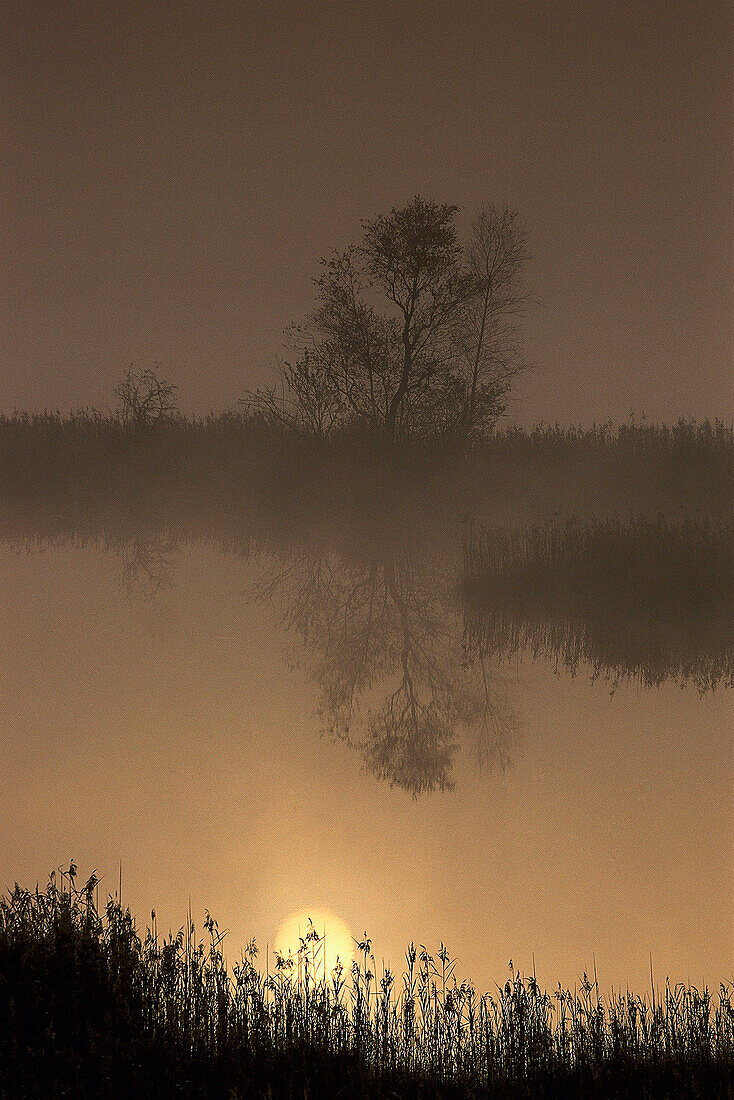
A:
[273,908,354,980]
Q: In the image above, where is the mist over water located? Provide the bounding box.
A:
[1,449,731,995]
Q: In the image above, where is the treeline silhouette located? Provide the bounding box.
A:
[2,867,732,1099]
[463,515,734,692]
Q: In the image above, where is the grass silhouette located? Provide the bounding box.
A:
[1,866,732,1098]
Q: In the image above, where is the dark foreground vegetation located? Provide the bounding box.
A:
[463,514,734,692]
[1,869,732,1099]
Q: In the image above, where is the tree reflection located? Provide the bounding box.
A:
[117,534,176,601]
[256,543,515,794]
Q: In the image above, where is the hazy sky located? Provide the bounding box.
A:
[1,0,731,424]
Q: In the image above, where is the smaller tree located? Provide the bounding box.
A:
[307,248,397,436]
[115,366,178,427]
[455,205,529,442]
[241,346,343,440]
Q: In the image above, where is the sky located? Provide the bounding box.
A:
[1,0,731,425]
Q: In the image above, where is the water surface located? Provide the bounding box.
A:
[1,508,731,994]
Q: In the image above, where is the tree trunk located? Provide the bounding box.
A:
[385,329,413,444]
[465,285,491,446]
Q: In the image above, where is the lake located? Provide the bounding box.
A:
[0,498,731,997]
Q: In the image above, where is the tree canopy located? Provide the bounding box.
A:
[245,196,529,445]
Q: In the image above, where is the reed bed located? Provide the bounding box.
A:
[462,515,734,691]
[1,867,732,1098]
[1,413,730,528]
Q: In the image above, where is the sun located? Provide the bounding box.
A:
[273,908,354,980]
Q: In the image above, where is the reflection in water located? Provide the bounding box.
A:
[462,516,734,693]
[117,535,176,600]
[255,545,516,795]
[12,508,731,790]
[6,502,730,696]
[0,504,731,994]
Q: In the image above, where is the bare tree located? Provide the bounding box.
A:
[308,248,397,435]
[242,348,343,440]
[456,206,529,442]
[115,366,178,427]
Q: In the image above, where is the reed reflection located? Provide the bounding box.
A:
[462,516,734,693]
[256,543,516,795]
